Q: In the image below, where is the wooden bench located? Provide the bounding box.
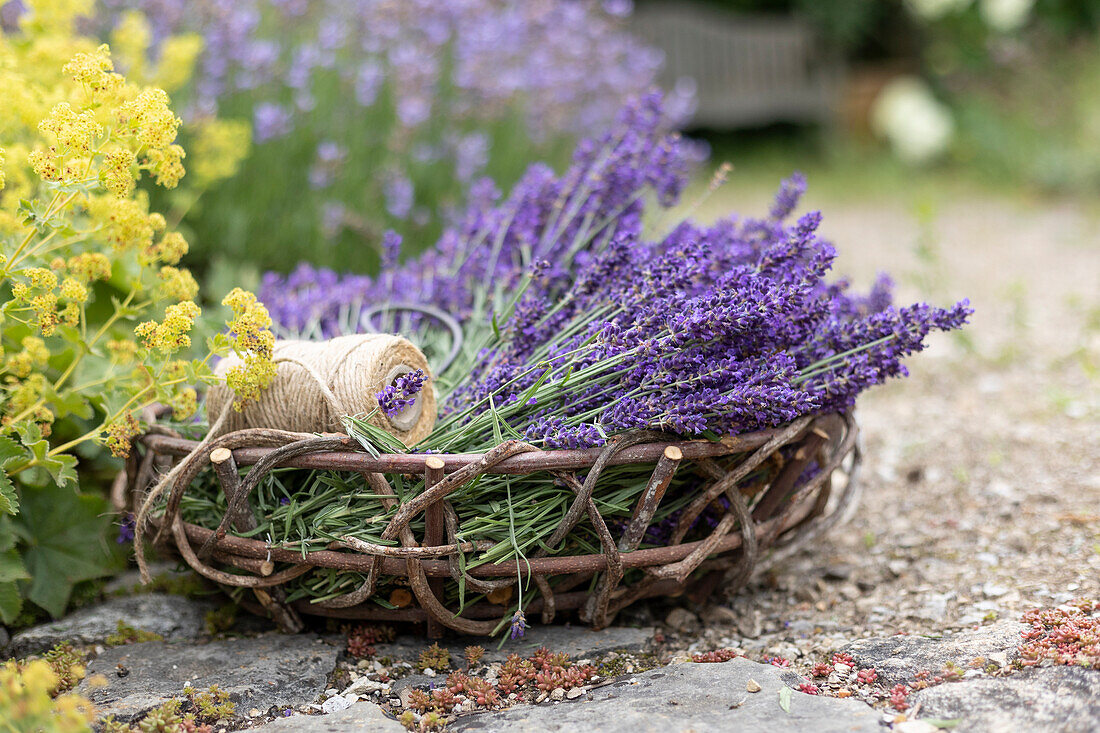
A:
[631,3,843,128]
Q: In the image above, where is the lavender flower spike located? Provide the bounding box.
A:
[770,171,807,221]
[117,513,136,544]
[377,369,426,417]
[509,609,528,639]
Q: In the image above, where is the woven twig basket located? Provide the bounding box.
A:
[119,411,861,637]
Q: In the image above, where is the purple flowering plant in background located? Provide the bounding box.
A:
[80,0,692,274]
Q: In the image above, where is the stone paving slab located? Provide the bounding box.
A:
[4,594,215,659]
[914,665,1100,733]
[841,621,1027,685]
[449,658,882,733]
[77,634,339,722]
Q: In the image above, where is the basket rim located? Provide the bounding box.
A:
[139,421,791,475]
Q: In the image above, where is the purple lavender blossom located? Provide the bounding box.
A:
[509,609,528,639]
[453,132,490,183]
[354,61,383,106]
[384,175,415,220]
[96,0,684,141]
[381,230,402,271]
[253,102,292,143]
[308,141,347,189]
[770,171,807,221]
[0,0,25,31]
[117,513,136,544]
[319,201,347,239]
[93,0,691,265]
[261,92,692,337]
[524,418,605,449]
[377,369,426,417]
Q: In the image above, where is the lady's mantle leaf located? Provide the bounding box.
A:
[13,487,118,617]
[0,435,24,515]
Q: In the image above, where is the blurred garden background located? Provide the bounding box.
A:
[0,0,1097,635]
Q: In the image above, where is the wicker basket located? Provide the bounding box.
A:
[119,412,861,637]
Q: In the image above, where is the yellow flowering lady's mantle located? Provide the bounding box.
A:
[0,40,273,454]
[0,659,97,732]
[0,3,265,623]
[221,288,278,409]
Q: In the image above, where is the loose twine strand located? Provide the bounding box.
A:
[134,334,435,583]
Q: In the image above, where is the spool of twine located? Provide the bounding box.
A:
[206,333,436,445]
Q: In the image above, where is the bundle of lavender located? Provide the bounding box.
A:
[182,94,969,613]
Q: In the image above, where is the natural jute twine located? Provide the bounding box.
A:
[208,333,436,444]
[134,333,436,582]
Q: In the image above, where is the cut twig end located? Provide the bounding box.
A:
[209,447,232,465]
[663,445,683,461]
[425,456,446,470]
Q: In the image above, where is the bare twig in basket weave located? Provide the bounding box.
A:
[318,470,409,609]
[380,440,540,542]
[670,415,812,544]
[754,413,861,574]
[155,427,314,549]
[210,447,303,632]
[542,431,663,552]
[197,434,360,558]
[619,445,683,552]
[550,470,627,628]
[336,536,495,557]
[442,501,516,594]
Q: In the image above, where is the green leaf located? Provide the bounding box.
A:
[34,449,78,489]
[0,437,26,515]
[778,686,792,713]
[14,486,118,617]
[342,414,408,457]
[924,720,961,729]
[47,388,94,421]
[0,475,18,518]
[0,437,22,467]
[0,581,22,625]
[0,546,29,623]
[0,517,17,553]
[0,549,29,583]
[12,425,78,488]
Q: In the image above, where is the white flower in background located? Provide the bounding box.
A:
[980,0,1036,32]
[871,76,955,164]
[905,0,972,21]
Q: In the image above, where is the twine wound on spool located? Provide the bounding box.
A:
[134,333,436,583]
[208,333,436,445]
